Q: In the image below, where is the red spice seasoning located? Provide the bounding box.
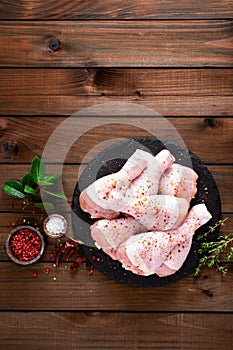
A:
[6,225,45,265]
[9,228,42,261]
[70,263,77,273]
[53,239,95,275]
[76,256,84,266]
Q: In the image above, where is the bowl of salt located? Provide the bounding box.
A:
[43,214,67,238]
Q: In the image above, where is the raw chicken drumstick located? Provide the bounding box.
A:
[91,217,145,260]
[154,239,192,277]
[155,204,211,277]
[91,194,189,260]
[130,149,175,198]
[80,149,174,219]
[124,194,189,231]
[80,149,148,219]
[159,163,198,203]
[116,204,212,276]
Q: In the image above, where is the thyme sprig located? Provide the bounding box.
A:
[197,218,228,241]
[194,217,233,277]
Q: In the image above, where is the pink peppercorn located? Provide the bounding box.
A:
[6,225,45,265]
[70,264,77,273]
[9,228,42,261]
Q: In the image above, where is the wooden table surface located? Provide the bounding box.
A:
[0,1,233,349]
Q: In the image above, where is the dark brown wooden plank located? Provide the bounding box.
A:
[0,261,232,311]
[0,312,232,350]
[92,68,233,96]
[1,96,232,116]
[1,68,232,96]
[0,118,232,163]
[0,69,90,96]
[0,164,232,212]
[0,0,233,19]
[209,166,233,213]
[0,21,232,67]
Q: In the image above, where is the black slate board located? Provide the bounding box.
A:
[72,137,221,287]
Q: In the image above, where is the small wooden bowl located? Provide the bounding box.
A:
[5,225,45,265]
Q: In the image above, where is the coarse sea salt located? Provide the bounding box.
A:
[44,214,67,238]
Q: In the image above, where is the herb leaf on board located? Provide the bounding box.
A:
[194,218,232,277]
[2,180,26,199]
[30,156,46,184]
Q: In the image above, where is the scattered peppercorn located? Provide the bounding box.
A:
[70,263,77,273]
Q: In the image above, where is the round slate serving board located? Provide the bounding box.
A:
[72,137,221,287]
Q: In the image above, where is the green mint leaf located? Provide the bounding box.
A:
[2,180,26,199]
[42,189,68,200]
[30,156,46,184]
[22,173,36,188]
[24,185,37,195]
[34,202,54,210]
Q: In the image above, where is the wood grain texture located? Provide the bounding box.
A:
[0,312,232,350]
[1,68,232,96]
[0,1,232,346]
[0,165,232,212]
[0,261,232,311]
[1,67,232,116]
[0,118,232,163]
[0,21,232,67]
[0,0,233,20]
[1,95,232,116]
